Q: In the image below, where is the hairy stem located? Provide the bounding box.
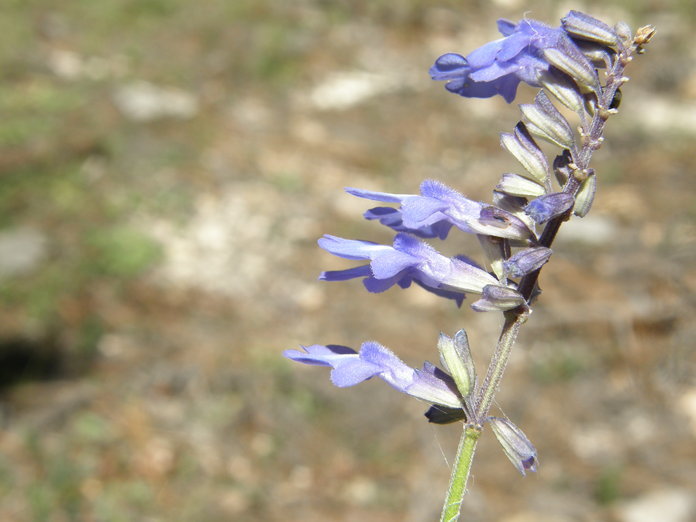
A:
[475,310,528,420]
[439,424,481,522]
[438,311,526,521]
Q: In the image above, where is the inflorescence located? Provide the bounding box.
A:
[284,9,653,505]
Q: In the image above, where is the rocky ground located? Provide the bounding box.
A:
[0,1,694,521]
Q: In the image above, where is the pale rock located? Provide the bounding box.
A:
[616,489,695,522]
[113,81,199,121]
[0,227,48,279]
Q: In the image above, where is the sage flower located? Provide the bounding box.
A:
[318,233,507,306]
[284,342,463,408]
[430,18,583,102]
[348,180,534,241]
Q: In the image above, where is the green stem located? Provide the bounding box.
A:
[439,424,481,522]
[439,305,528,521]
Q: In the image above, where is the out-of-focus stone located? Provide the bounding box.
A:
[556,215,618,245]
[0,227,48,279]
[615,489,695,522]
[113,81,199,121]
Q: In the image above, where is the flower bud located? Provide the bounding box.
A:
[562,10,619,47]
[525,192,574,224]
[478,205,535,240]
[634,25,656,48]
[520,91,575,149]
[496,173,546,199]
[491,192,538,239]
[438,330,476,398]
[477,235,506,281]
[573,174,596,217]
[500,123,550,187]
[471,285,526,312]
[614,21,633,47]
[543,36,600,92]
[576,41,614,68]
[503,247,553,278]
[539,69,585,113]
[489,417,538,476]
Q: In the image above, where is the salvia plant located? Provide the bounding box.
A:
[285,11,654,521]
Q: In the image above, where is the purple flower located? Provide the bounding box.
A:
[430,17,587,102]
[284,342,463,408]
[348,180,534,241]
[318,232,503,306]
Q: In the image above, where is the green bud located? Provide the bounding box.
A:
[438,330,476,399]
[574,174,596,217]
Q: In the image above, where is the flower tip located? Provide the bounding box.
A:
[282,348,298,360]
[430,53,469,77]
[521,455,538,474]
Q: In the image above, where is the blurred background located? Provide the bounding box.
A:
[0,1,694,520]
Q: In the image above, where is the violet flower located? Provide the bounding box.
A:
[348,180,534,241]
[430,17,595,102]
[284,342,463,408]
[318,232,512,306]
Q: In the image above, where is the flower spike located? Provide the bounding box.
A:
[285,10,653,518]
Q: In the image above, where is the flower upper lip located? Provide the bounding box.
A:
[429,17,592,103]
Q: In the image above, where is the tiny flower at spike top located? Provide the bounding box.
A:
[285,10,654,521]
